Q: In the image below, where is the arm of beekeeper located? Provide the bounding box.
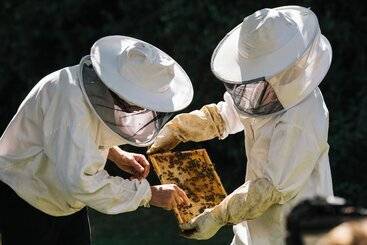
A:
[44,94,151,214]
[182,122,327,240]
[148,92,243,154]
[108,146,150,180]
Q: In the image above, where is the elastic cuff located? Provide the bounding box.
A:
[138,180,152,208]
[211,205,227,226]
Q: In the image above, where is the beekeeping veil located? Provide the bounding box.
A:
[211,7,332,116]
[79,36,193,146]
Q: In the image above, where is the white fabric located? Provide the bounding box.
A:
[211,6,323,82]
[213,22,333,242]
[221,29,331,118]
[267,33,332,109]
[157,6,332,243]
[216,88,333,244]
[79,55,167,147]
[217,92,244,138]
[91,36,194,112]
[180,207,225,240]
[114,108,157,144]
[182,178,282,240]
[0,65,152,216]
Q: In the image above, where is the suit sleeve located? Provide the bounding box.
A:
[212,122,326,224]
[43,88,151,214]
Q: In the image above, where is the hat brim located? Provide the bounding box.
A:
[91,36,193,113]
[269,34,332,109]
[211,6,321,83]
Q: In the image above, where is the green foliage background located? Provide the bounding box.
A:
[0,0,366,244]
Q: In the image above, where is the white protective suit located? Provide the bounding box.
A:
[0,65,151,216]
[149,31,333,244]
[223,88,332,245]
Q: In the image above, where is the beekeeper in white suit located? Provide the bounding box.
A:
[0,36,192,244]
[148,6,333,244]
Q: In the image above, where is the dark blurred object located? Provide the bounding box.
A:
[286,196,367,245]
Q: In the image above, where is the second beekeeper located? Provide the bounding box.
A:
[148,6,334,245]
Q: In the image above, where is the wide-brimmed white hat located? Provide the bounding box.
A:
[90,36,193,112]
[211,6,331,83]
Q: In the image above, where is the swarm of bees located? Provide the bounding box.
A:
[149,149,227,224]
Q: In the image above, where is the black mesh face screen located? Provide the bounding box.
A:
[80,56,172,146]
[110,90,144,113]
[224,80,284,116]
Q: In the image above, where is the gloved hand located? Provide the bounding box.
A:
[147,125,181,154]
[180,207,225,240]
[181,178,283,240]
[147,104,226,154]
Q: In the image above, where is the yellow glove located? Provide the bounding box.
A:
[181,178,283,240]
[180,207,225,240]
[147,104,225,154]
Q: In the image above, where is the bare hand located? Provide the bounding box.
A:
[108,147,150,179]
[150,184,190,210]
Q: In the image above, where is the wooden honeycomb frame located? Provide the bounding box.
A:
[148,149,227,224]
